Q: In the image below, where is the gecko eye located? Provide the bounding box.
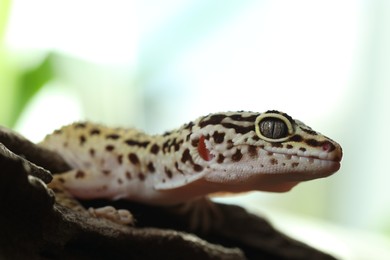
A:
[259,118,287,139]
[255,112,294,142]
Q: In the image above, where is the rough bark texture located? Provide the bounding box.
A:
[0,127,337,259]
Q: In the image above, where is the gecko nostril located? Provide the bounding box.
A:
[322,141,335,152]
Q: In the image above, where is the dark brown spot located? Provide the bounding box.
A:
[162,131,172,137]
[90,128,101,135]
[221,123,254,135]
[79,135,86,145]
[63,142,68,147]
[138,173,145,181]
[54,129,62,134]
[198,114,255,134]
[267,152,273,156]
[286,144,293,149]
[170,139,179,151]
[305,139,320,147]
[125,139,150,148]
[125,171,132,179]
[290,135,303,142]
[229,114,258,122]
[248,146,258,158]
[200,113,257,127]
[147,162,155,173]
[292,162,299,168]
[128,153,140,165]
[252,135,260,141]
[181,148,203,171]
[212,132,225,144]
[301,127,318,135]
[175,140,183,151]
[232,149,243,162]
[271,142,283,148]
[194,164,203,172]
[184,121,194,130]
[217,154,225,163]
[165,167,173,178]
[191,138,199,147]
[106,134,120,140]
[75,123,86,128]
[117,178,123,185]
[150,144,160,154]
[103,170,110,175]
[75,170,85,178]
[270,158,278,165]
[226,140,234,149]
[299,147,306,152]
[181,149,192,163]
[117,155,123,164]
[199,114,226,128]
[89,148,95,157]
[105,145,115,151]
[175,162,184,174]
[162,139,171,153]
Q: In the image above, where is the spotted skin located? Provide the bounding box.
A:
[41,110,342,208]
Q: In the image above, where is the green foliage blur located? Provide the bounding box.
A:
[0,0,53,127]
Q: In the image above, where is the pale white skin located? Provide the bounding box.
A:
[42,111,342,208]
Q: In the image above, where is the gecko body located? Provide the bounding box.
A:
[41,110,342,207]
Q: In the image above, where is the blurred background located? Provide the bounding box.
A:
[1,0,390,258]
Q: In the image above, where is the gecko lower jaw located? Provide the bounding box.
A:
[264,150,342,177]
[266,149,342,163]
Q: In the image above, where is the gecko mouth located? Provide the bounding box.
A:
[275,152,342,167]
[266,150,341,175]
[264,146,342,163]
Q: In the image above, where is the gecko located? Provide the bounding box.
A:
[41,110,342,228]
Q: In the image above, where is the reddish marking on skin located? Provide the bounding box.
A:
[198,135,214,161]
[322,142,331,151]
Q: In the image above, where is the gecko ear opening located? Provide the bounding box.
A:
[198,135,214,161]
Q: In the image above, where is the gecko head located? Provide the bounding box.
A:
[186,110,343,193]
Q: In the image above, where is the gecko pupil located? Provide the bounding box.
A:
[259,118,288,139]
